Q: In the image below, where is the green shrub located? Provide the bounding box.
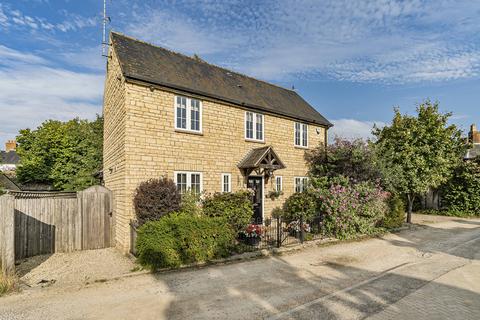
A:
[271,207,284,219]
[202,191,253,233]
[314,180,388,239]
[441,159,480,215]
[136,213,235,270]
[381,194,406,229]
[133,177,181,225]
[283,192,316,223]
[179,190,202,216]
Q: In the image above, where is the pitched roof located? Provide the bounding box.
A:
[465,144,480,160]
[238,146,286,169]
[111,32,332,127]
[0,150,19,164]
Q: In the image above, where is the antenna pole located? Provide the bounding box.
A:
[102,0,108,57]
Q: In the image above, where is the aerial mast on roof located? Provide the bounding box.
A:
[102,0,111,58]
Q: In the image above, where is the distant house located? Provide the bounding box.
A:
[465,124,480,160]
[103,32,332,250]
[0,140,53,191]
[0,140,19,172]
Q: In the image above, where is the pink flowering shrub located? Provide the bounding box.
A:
[314,180,389,239]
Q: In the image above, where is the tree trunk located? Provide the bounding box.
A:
[406,194,414,223]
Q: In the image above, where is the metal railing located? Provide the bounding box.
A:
[239,214,325,250]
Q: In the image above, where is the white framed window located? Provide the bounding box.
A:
[174,171,203,194]
[245,111,264,141]
[175,96,202,133]
[275,176,283,192]
[221,173,231,193]
[294,122,308,147]
[294,177,308,193]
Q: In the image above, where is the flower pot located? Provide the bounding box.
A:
[244,236,261,246]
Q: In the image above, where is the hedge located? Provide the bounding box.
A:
[136,213,235,269]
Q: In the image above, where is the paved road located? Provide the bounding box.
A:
[1,216,479,320]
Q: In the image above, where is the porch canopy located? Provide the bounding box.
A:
[238,146,286,177]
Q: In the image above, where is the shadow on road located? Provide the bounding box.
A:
[154,233,480,319]
[383,221,480,261]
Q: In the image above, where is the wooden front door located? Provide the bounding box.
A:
[247,176,263,224]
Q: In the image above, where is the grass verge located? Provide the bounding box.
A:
[0,273,17,297]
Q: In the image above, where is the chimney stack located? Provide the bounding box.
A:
[5,140,16,152]
[470,124,480,144]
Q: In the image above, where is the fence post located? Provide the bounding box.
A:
[1,194,15,276]
[300,213,304,243]
[276,216,281,248]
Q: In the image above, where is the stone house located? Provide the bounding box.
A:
[0,140,19,172]
[103,32,332,250]
[465,124,480,160]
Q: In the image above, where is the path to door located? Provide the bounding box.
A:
[1,215,479,320]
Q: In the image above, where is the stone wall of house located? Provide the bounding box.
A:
[104,49,327,251]
[103,47,127,250]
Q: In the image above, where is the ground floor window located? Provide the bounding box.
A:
[175,171,202,194]
[221,173,231,192]
[294,177,308,193]
[275,176,283,192]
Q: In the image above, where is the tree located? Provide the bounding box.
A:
[306,138,381,184]
[16,116,103,191]
[373,101,465,223]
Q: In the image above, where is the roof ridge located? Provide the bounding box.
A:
[110,31,296,93]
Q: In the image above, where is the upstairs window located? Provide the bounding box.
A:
[245,111,264,141]
[275,176,283,192]
[294,177,308,193]
[294,122,308,147]
[221,173,231,193]
[175,171,202,194]
[175,96,202,132]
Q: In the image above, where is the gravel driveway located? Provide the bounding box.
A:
[1,215,479,320]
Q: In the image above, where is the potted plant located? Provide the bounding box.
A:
[241,224,263,246]
[267,190,283,200]
[286,220,311,238]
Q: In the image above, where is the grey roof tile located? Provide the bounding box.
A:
[111,32,332,127]
[0,151,19,164]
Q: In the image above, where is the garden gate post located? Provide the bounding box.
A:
[276,216,281,248]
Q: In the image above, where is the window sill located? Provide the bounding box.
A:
[294,145,309,150]
[175,128,203,136]
[245,138,265,144]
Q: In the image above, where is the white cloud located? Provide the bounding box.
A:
[125,9,245,55]
[0,6,9,28]
[329,119,386,141]
[55,14,97,32]
[0,4,97,33]
[0,45,46,64]
[115,0,480,84]
[0,46,103,149]
[59,46,106,71]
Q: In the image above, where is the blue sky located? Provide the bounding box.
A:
[1,0,479,148]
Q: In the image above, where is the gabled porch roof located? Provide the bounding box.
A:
[238,146,286,176]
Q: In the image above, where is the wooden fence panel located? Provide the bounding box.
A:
[14,194,76,260]
[0,194,15,276]
[2,186,113,262]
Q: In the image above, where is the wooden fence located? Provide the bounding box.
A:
[0,186,113,276]
[0,195,15,276]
